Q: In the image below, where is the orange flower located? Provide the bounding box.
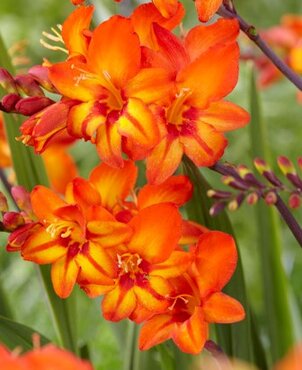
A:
[48,11,170,167]
[80,203,192,322]
[274,343,302,370]
[0,343,93,370]
[21,182,132,298]
[115,0,181,19]
[137,19,249,183]
[139,231,245,354]
[0,112,12,168]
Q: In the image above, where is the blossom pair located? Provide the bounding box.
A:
[17,2,249,184]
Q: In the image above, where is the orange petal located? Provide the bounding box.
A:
[153,0,179,18]
[200,100,250,132]
[89,160,137,212]
[49,61,107,101]
[42,146,78,194]
[70,177,101,211]
[146,134,183,185]
[202,292,245,323]
[51,253,80,298]
[195,0,223,22]
[138,175,192,209]
[31,186,66,222]
[150,250,192,278]
[79,281,113,298]
[88,16,140,88]
[185,19,239,61]
[131,2,184,48]
[128,203,182,263]
[290,45,302,73]
[87,220,133,247]
[96,120,123,168]
[125,68,176,105]
[152,23,189,72]
[139,314,175,350]
[173,306,208,354]
[193,231,238,297]
[117,98,160,151]
[22,228,66,264]
[180,121,227,167]
[67,101,107,140]
[177,43,240,108]
[180,220,208,245]
[102,281,136,321]
[134,275,171,313]
[76,241,116,284]
[62,5,94,58]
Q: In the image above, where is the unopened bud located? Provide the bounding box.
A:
[15,74,44,97]
[3,212,25,231]
[222,176,249,191]
[228,193,244,211]
[1,93,21,112]
[246,192,259,205]
[11,186,32,214]
[264,191,277,205]
[278,156,296,175]
[254,157,270,175]
[237,165,250,178]
[289,193,301,209]
[0,68,17,93]
[0,192,8,212]
[15,96,54,116]
[207,189,232,199]
[29,65,57,93]
[209,201,226,216]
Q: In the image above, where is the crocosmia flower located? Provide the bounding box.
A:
[139,231,245,354]
[195,0,223,22]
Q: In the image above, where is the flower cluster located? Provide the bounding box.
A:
[0,0,248,355]
[1,2,249,184]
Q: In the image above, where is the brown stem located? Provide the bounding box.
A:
[218,5,302,91]
[210,162,302,247]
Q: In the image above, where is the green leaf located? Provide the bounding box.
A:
[182,158,267,369]
[0,315,50,352]
[0,34,77,353]
[248,66,296,362]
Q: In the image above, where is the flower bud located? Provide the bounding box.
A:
[1,93,21,112]
[278,156,296,175]
[15,74,44,97]
[298,157,302,171]
[289,193,301,209]
[207,189,232,199]
[15,96,54,116]
[228,193,244,211]
[222,176,249,191]
[11,186,32,214]
[29,65,57,93]
[254,157,270,175]
[209,201,226,216]
[264,191,277,205]
[246,192,259,205]
[3,211,25,231]
[0,192,8,212]
[0,68,17,93]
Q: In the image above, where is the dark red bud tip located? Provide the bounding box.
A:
[15,74,44,97]
[0,68,18,93]
[264,191,277,205]
[15,96,54,116]
[298,157,302,171]
[1,93,21,112]
[278,156,296,175]
[246,192,258,205]
[289,193,301,209]
[3,212,25,231]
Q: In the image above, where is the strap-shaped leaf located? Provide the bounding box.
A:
[0,315,50,352]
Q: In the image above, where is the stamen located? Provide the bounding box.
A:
[167,88,192,125]
[168,294,192,311]
[40,24,68,54]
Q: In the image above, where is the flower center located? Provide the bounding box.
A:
[117,252,143,279]
[167,88,192,127]
[46,220,84,243]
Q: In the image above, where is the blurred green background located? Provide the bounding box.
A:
[0,0,302,369]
